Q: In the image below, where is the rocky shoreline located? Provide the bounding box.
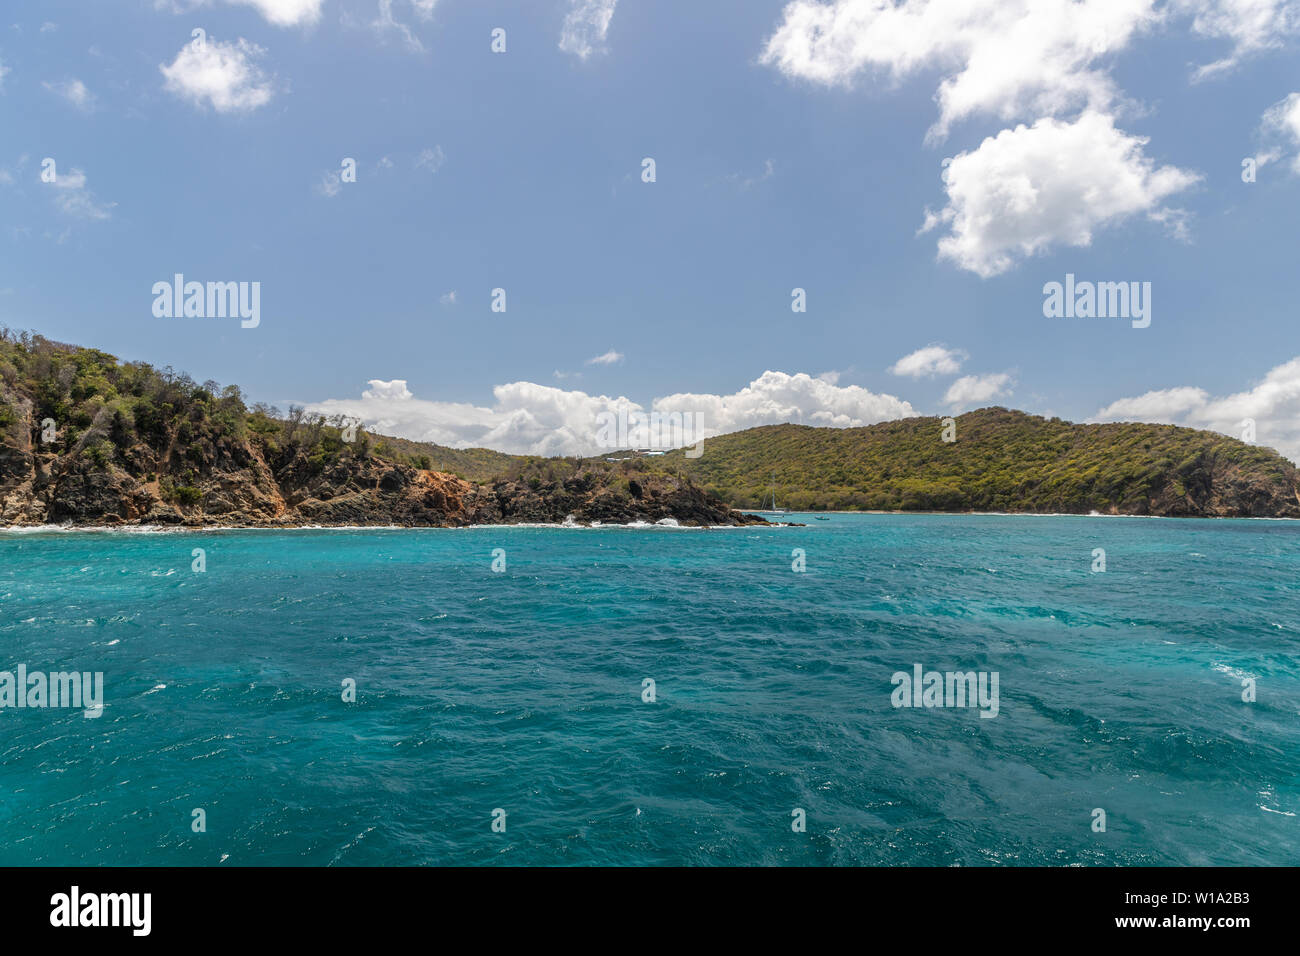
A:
[0,432,769,529]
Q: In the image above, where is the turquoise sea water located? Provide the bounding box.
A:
[0,514,1296,866]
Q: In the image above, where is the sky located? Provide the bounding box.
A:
[3,0,1300,459]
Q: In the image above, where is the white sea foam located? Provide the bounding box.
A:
[1211,662,1254,682]
[0,523,178,534]
[3,512,1296,534]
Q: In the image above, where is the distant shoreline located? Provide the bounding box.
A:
[4,511,1298,534]
[0,520,767,534]
[735,508,1300,520]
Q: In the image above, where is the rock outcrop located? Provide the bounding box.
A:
[0,437,765,528]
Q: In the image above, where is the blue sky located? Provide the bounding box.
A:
[4,0,1300,458]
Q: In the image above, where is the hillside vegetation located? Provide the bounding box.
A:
[4,329,1297,521]
[0,330,755,527]
[653,411,1300,517]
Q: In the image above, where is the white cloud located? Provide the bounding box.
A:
[1094,385,1209,421]
[43,78,94,110]
[726,159,775,189]
[758,3,1211,275]
[372,0,424,52]
[758,1,1300,125]
[305,370,916,456]
[158,0,324,28]
[920,111,1199,277]
[51,168,87,189]
[50,167,115,221]
[759,0,1158,142]
[308,379,613,457]
[654,370,917,434]
[160,37,274,113]
[410,0,439,19]
[889,344,966,377]
[229,0,324,27]
[315,169,342,198]
[362,380,413,402]
[440,290,457,305]
[415,145,444,173]
[1094,357,1300,462]
[1179,0,1300,79]
[1261,92,1300,173]
[585,349,623,366]
[943,372,1013,409]
[560,0,617,60]
[0,58,9,92]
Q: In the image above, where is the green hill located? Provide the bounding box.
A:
[5,328,1297,519]
[651,409,1300,517]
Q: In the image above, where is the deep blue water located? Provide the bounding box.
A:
[0,514,1297,866]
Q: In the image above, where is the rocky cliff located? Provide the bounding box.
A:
[0,432,765,528]
[0,332,764,528]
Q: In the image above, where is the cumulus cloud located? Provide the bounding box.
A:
[920,111,1199,277]
[361,380,413,402]
[43,78,95,110]
[1179,0,1300,79]
[158,0,324,28]
[230,0,324,26]
[758,3,1213,276]
[560,0,617,59]
[889,344,966,377]
[0,58,10,92]
[1094,357,1300,462]
[1094,385,1209,421]
[760,0,1158,142]
[160,37,275,113]
[943,372,1013,409]
[759,1,1300,120]
[309,379,618,457]
[585,349,623,366]
[654,370,917,433]
[305,370,916,456]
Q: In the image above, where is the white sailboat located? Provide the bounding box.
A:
[759,472,789,517]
